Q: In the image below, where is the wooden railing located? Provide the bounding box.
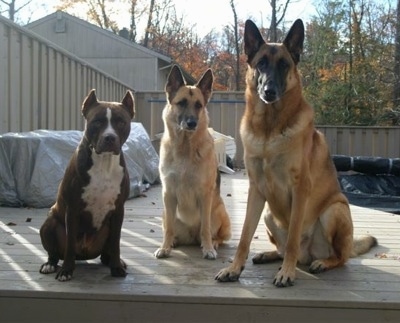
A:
[0,15,132,133]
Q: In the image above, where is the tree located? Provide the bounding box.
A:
[302,0,396,125]
[229,0,240,90]
[0,0,32,21]
[57,0,119,33]
[143,0,155,47]
[393,0,400,124]
[268,0,291,41]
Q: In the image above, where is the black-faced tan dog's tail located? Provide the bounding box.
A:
[351,235,378,257]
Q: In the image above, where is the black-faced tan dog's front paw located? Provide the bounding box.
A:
[215,265,244,282]
[154,247,171,258]
[273,266,295,287]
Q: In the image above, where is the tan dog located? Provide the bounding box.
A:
[215,19,377,286]
[154,65,231,260]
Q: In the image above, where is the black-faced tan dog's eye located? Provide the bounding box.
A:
[257,57,268,70]
[278,58,290,70]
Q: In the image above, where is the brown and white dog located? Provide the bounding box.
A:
[154,65,231,260]
[39,89,135,281]
[215,19,377,286]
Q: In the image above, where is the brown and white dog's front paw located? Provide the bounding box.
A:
[39,262,57,274]
[55,268,73,282]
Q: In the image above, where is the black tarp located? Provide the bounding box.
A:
[333,155,400,214]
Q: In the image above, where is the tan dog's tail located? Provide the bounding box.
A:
[212,197,232,245]
[351,235,378,257]
[218,209,232,242]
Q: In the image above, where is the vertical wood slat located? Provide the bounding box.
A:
[0,23,9,131]
[20,34,31,131]
[8,28,21,132]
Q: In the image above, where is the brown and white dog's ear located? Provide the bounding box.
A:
[165,65,186,103]
[196,68,213,104]
[283,19,304,65]
[121,90,135,119]
[244,19,265,64]
[82,89,98,117]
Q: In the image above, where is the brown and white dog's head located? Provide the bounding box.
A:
[244,19,304,104]
[165,65,213,132]
[81,89,135,155]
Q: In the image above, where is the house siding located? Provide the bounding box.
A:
[26,11,172,91]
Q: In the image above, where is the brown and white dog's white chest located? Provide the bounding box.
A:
[82,152,124,230]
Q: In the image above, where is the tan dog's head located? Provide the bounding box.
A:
[165,65,213,132]
[244,19,304,104]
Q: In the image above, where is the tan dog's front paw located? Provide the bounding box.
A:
[154,247,171,258]
[273,266,296,287]
[202,247,217,260]
[215,265,244,282]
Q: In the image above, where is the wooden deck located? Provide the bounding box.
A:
[0,172,399,322]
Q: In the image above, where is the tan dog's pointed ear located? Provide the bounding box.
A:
[244,19,265,64]
[82,89,98,117]
[283,19,304,65]
[121,90,135,119]
[165,65,185,103]
[196,68,213,104]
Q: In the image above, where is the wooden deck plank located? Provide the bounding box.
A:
[1,172,400,322]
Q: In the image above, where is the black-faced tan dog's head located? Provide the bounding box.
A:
[165,65,213,132]
[81,89,135,155]
[244,19,304,104]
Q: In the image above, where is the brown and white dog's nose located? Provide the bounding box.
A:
[95,133,121,154]
[103,134,116,144]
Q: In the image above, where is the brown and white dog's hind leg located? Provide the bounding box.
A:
[39,210,65,274]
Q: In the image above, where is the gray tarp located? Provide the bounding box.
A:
[0,123,160,208]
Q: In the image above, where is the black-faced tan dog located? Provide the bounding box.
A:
[39,89,134,281]
[215,19,377,286]
[154,65,231,260]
